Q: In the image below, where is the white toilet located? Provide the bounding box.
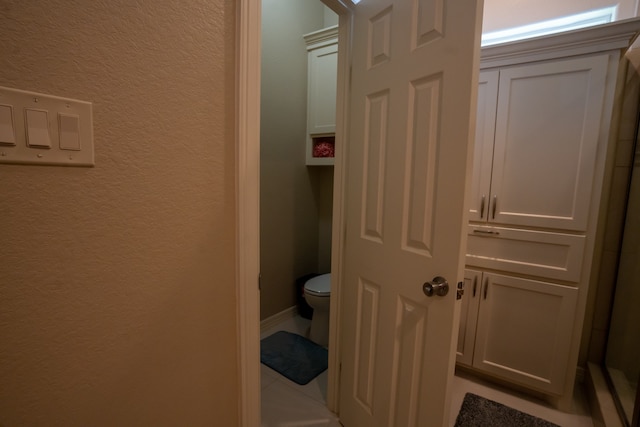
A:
[303,273,331,347]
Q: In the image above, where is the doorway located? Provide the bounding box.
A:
[259,0,336,330]
[236,0,352,421]
[256,0,350,424]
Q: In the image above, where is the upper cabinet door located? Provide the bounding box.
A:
[489,54,609,231]
[468,70,499,222]
[307,43,338,135]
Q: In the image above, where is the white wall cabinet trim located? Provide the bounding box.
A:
[480,18,640,68]
[305,26,338,166]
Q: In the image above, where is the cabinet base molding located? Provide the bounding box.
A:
[455,364,589,411]
[455,365,558,406]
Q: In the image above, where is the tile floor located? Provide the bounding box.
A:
[260,315,594,427]
[261,315,340,426]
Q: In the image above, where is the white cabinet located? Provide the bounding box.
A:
[457,20,640,406]
[304,26,338,166]
[468,54,609,231]
[458,270,578,394]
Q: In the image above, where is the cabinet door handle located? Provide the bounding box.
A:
[472,276,477,297]
[473,229,500,236]
[492,195,497,220]
[480,195,486,219]
[483,277,489,300]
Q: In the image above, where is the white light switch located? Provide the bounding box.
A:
[0,104,16,145]
[0,86,93,166]
[25,109,52,148]
[58,113,80,151]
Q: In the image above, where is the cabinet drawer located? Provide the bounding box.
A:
[466,225,585,282]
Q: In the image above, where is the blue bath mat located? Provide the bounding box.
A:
[260,331,328,385]
[454,393,560,427]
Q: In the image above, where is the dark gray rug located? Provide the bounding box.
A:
[454,393,560,427]
[260,331,328,385]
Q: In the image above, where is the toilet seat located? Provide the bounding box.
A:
[304,273,331,297]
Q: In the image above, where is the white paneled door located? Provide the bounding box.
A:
[338,0,483,426]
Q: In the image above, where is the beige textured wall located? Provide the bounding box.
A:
[482,0,638,33]
[317,167,334,273]
[260,0,327,320]
[0,1,238,426]
[323,4,339,27]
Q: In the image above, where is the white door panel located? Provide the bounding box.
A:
[338,0,483,425]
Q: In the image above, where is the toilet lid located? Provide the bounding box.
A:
[304,273,331,296]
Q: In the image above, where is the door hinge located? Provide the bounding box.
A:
[456,281,464,300]
[259,273,262,291]
[342,225,348,250]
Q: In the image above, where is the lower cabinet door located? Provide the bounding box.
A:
[456,269,482,366]
[471,273,578,394]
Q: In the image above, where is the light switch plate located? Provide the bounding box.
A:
[0,104,16,145]
[0,86,94,167]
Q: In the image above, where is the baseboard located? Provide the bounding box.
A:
[260,305,298,334]
[576,366,586,383]
[455,364,589,410]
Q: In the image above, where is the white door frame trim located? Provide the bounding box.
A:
[322,0,353,413]
[236,1,262,425]
[235,1,353,425]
